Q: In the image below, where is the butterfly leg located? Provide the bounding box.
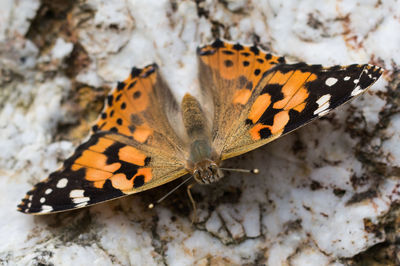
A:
[187,182,198,224]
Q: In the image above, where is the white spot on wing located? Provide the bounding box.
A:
[70,189,85,198]
[318,109,330,117]
[73,197,90,204]
[313,94,331,116]
[353,79,359,84]
[351,86,364,96]
[325,77,338,86]
[45,188,53,195]
[40,197,45,203]
[40,205,53,213]
[56,178,68,188]
[75,202,89,208]
[344,76,351,81]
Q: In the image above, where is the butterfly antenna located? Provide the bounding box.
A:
[148,175,193,209]
[220,167,260,174]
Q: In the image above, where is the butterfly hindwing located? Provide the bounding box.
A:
[18,65,189,214]
[197,39,286,156]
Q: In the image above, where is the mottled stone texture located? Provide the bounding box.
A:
[0,0,399,265]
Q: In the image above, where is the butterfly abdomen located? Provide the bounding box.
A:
[181,93,214,163]
[181,93,209,137]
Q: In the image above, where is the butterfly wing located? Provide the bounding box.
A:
[197,39,383,160]
[18,64,188,214]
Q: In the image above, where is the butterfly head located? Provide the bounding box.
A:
[192,159,223,184]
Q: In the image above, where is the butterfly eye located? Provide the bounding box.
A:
[208,164,218,173]
[193,170,201,181]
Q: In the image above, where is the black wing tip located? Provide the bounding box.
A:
[130,63,158,78]
[356,64,383,90]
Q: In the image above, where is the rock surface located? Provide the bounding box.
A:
[0,0,399,265]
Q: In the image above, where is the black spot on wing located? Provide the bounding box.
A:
[224,60,234,67]
[104,142,125,164]
[250,46,259,55]
[115,94,122,102]
[107,95,113,106]
[259,127,272,139]
[258,108,281,126]
[115,162,139,180]
[133,175,145,188]
[128,81,136,90]
[246,82,253,90]
[233,43,244,50]
[131,67,142,78]
[260,84,284,101]
[133,91,141,99]
[130,114,143,125]
[222,50,234,55]
[117,82,125,91]
[212,39,224,48]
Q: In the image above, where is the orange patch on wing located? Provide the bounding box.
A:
[248,94,271,123]
[218,44,238,80]
[249,124,269,140]
[136,167,152,183]
[110,173,132,191]
[125,90,148,114]
[93,180,106,189]
[268,70,293,85]
[71,164,82,171]
[133,126,153,143]
[233,89,252,105]
[273,71,309,109]
[270,110,290,134]
[293,102,306,112]
[85,168,113,181]
[75,150,121,172]
[118,145,147,166]
[89,138,114,153]
[116,125,132,136]
[201,48,219,70]
[284,87,309,110]
[100,121,132,136]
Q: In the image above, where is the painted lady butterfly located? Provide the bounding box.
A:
[18,39,382,214]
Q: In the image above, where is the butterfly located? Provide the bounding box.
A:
[17,39,382,214]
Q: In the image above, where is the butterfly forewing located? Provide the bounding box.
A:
[18,65,189,214]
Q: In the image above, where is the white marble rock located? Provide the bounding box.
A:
[0,0,399,265]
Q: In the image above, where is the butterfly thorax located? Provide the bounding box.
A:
[181,93,223,184]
